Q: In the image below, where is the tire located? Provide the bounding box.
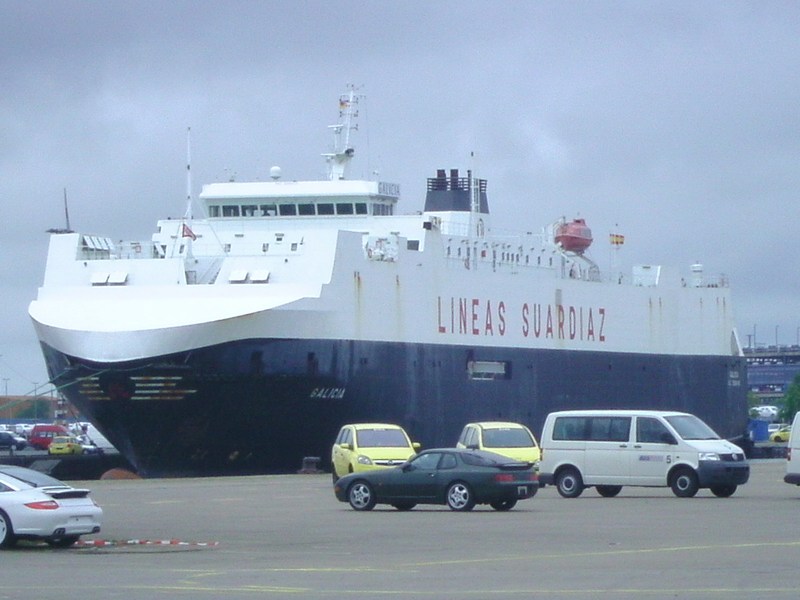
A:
[446,481,476,511]
[670,468,699,498]
[555,467,584,498]
[596,485,622,498]
[710,485,737,498]
[46,536,79,548]
[489,499,517,511]
[391,502,417,511]
[347,480,376,511]
[0,510,16,549]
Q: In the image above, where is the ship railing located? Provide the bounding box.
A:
[104,240,166,260]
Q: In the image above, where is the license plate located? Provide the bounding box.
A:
[70,516,92,524]
[517,485,529,497]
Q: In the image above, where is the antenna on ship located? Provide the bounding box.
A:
[46,188,75,234]
[185,127,193,221]
[323,85,360,181]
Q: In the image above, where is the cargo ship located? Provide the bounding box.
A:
[29,87,748,476]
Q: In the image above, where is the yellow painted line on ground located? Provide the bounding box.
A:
[395,539,800,568]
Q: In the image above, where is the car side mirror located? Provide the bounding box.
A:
[402,463,415,472]
[339,442,353,451]
[412,442,421,451]
[467,443,479,450]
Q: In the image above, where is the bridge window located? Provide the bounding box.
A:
[336,203,354,215]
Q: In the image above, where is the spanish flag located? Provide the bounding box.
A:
[610,233,625,246]
[182,223,197,241]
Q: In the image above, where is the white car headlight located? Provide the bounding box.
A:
[356,455,373,465]
[699,452,721,461]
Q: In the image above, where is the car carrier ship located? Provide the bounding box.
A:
[29,87,748,476]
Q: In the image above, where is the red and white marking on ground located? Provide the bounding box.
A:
[75,538,220,548]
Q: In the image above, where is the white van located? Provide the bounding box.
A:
[782,412,800,486]
[539,410,749,498]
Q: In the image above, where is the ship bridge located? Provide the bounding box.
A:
[200,179,400,219]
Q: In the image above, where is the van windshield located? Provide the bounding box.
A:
[664,415,720,440]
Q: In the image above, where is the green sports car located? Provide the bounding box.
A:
[333,448,538,511]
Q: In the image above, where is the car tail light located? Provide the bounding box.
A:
[494,473,515,482]
[25,500,59,510]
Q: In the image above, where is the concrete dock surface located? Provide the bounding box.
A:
[1,459,798,598]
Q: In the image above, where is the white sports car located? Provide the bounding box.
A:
[0,465,102,548]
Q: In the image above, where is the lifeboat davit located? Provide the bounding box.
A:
[555,218,593,254]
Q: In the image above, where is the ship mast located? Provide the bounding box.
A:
[184,127,193,221]
[323,85,360,181]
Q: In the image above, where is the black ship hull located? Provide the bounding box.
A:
[41,339,749,477]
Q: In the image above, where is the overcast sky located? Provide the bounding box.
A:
[1,1,799,396]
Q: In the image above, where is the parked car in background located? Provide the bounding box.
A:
[331,423,420,482]
[456,421,541,463]
[0,432,27,451]
[333,448,539,511]
[48,436,84,455]
[0,464,102,548]
[770,426,792,443]
[28,424,70,451]
[13,424,33,438]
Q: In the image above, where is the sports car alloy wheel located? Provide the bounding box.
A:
[446,482,475,511]
[348,481,376,511]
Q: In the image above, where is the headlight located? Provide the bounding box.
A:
[356,455,373,465]
[699,452,720,461]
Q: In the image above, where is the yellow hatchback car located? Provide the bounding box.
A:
[48,435,84,455]
[456,421,541,464]
[331,423,420,482]
[771,426,792,443]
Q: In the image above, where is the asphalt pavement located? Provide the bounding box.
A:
[1,460,799,598]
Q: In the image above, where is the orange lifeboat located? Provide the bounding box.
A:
[555,218,593,254]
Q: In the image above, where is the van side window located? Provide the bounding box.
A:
[637,417,671,443]
[552,417,588,441]
[553,416,633,442]
[589,417,631,442]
